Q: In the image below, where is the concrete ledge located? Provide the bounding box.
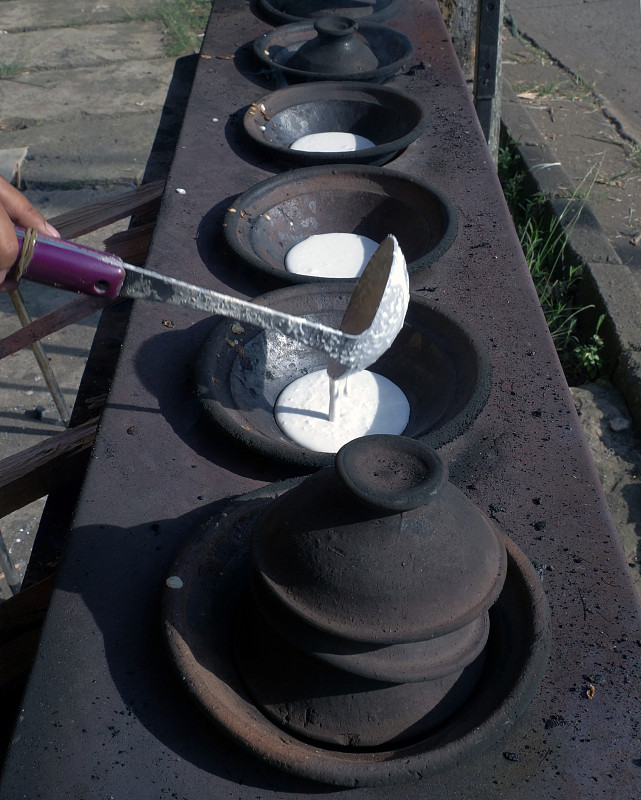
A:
[501,81,641,432]
[615,351,641,435]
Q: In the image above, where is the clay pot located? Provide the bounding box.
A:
[232,435,507,748]
[287,16,379,74]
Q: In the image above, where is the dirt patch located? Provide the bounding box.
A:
[570,380,641,597]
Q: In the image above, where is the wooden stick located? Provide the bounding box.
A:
[104,222,155,266]
[49,179,165,240]
[0,296,112,361]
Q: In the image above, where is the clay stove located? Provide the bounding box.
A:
[1,1,640,798]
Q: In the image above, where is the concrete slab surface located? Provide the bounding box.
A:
[507,0,641,144]
[1,60,176,122]
[502,29,641,275]
[1,0,162,32]
[0,21,166,72]
[0,110,166,187]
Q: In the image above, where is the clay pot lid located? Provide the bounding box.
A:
[252,436,507,644]
[253,19,413,83]
[163,481,550,787]
[287,16,379,74]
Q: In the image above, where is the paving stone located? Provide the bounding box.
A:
[1,0,160,33]
[1,110,164,186]
[0,21,166,72]
[1,60,176,124]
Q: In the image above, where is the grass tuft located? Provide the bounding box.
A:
[156,0,211,56]
[498,140,605,384]
[0,62,25,79]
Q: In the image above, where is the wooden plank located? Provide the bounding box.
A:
[0,296,111,360]
[0,575,54,640]
[0,419,98,518]
[104,221,155,265]
[49,179,165,240]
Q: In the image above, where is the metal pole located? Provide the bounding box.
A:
[9,288,70,426]
[474,0,505,163]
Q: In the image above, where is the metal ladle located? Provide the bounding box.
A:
[13,228,409,374]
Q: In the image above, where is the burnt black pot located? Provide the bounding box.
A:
[257,0,402,25]
[243,82,426,167]
[253,19,413,83]
[196,286,491,469]
[223,164,457,284]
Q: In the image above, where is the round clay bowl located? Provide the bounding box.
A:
[223,164,457,284]
[195,285,491,469]
[243,82,426,167]
[257,0,402,25]
[253,20,413,83]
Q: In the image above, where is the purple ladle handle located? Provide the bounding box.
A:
[13,226,126,300]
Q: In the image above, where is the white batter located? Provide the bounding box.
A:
[285,233,379,278]
[290,132,374,152]
[274,368,410,453]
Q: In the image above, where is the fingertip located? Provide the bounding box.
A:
[44,222,61,238]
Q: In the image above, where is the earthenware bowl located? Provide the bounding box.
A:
[195,285,491,469]
[257,0,402,25]
[243,82,426,167]
[223,164,457,284]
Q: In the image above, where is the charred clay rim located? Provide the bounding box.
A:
[242,82,426,167]
[336,433,448,512]
[195,285,491,470]
[162,484,550,788]
[257,0,402,25]
[253,20,413,83]
[223,164,457,285]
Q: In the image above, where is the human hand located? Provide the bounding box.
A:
[0,175,60,289]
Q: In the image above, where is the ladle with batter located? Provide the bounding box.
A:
[274,236,410,449]
[11,228,409,376]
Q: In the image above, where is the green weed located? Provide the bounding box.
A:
[574,315,605,379]
[498,140,605,383]
[0,62,25,79]
[156,0,211,56]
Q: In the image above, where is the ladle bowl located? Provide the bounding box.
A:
[196,284,491,469]
[257,0,402,25]
[243,82,426,167]
[223,164,457,284]
[253,19,412,83]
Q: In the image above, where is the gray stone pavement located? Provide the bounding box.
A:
[506,0,641,147]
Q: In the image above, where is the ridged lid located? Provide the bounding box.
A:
[252,435,507,644]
